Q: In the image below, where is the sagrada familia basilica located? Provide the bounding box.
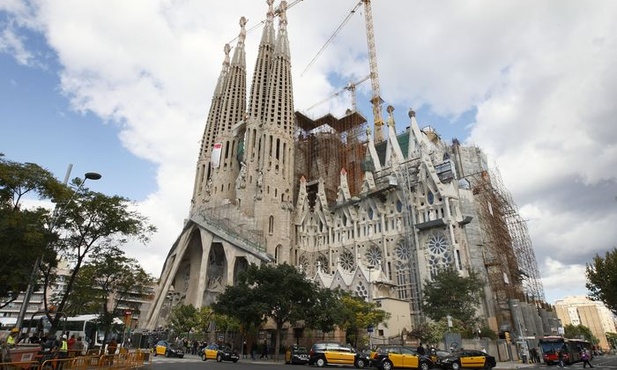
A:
[141,0,558,343]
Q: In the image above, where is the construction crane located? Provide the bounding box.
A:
[306,75,370,112]
[301,0,385,142]
[226,0,305,45]
[361,0,385,143]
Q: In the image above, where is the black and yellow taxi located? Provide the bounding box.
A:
[371,345,433,370]
[201,343,240,362]
[308,342,368,368]
[153,340,185,358]
[439,349,496,370]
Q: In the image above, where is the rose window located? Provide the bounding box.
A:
[427,234,448,255]
[299,255,309,273]
[395,244,411,261]
[365,246,382,266]
[340,250,355,271]
[315,255,329,273]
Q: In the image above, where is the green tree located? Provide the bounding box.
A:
[421,268,483,329]
[339,293,389,349]
[0,157,65,306]
[563,324,599,345]
[586,248,617,314]
[214,263,317,360]
[304,287,346,335]
[66,246,153,351]
[244,263,317,360]
[169,304,199,338]
[195,306,216,340]
[40,177,156,332]
[212,283,266,342]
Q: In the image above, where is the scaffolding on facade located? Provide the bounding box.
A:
[294,110,369,205]
[469,167,546,311]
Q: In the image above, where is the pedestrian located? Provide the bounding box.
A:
[107,338,118,355]
[74,336,84,356]
[558,347,566,368]
[581,348,593,368]
[417,343,426,356]
[67,334,76,354]
[243,341,248,358]
[56,334,69,370]
[260,340,268,359]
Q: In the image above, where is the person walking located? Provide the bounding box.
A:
[581,348,594,368]
[558,347,566,368]
[417,343,426,356]
[260,340,268,359]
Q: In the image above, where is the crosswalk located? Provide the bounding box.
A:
[148,354,203,365]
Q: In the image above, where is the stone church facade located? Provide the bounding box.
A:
[141,0,549,342]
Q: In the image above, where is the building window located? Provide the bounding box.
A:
[269,215,274,234]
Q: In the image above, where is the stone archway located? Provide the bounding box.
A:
[203,243,227,306]
[233,257,249,286]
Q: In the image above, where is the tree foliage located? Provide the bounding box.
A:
[586,248,617,315]
[211,282,266,338]
[421,268,483,329]
[564,324,599,344]
[41,178,156,332]
[0,157,65,306]
[67,247,153,316]
[304,287,346,334]
[339,293,389,349]
[169,304,199,336]
[0,155,156,332]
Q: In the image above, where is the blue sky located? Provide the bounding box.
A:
[2,0,617,305]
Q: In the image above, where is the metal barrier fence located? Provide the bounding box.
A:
[0,350,149,370]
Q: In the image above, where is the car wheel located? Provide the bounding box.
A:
[451,361,461,370]
[420,361,430,370]
[217,354,223,362]
[202,353,207,361]
[233,359,238,363]
[316,357,327,367]
[356,358,366,368]
[165,350,170,358]
[383,360,393,370]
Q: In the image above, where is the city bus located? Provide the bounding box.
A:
[22,314,125,349]
[538,336,592,365]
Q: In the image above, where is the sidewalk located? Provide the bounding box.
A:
[495,361,537,369]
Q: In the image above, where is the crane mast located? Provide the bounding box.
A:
[362,0,385,143]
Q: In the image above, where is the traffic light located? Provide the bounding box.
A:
[505,331,511,343]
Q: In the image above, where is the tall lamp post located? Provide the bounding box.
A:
[15,171,102,330]
[367,264,375,349]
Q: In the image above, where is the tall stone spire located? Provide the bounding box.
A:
[206,16,248,205]
[257,0,295,259]
[191,44,231,208]
[247,0,276,119]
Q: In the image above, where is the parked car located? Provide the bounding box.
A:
[439,349,496,370]
[201,343,239,363]
[370,345,434,370]
[285,344,310,365]
[308,342,368,368]
[153,340,185,358]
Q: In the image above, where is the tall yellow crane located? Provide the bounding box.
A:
[361,0,385,143]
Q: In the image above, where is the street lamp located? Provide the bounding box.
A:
[15,171,102,330]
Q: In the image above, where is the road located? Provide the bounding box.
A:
[142,353,617,370]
